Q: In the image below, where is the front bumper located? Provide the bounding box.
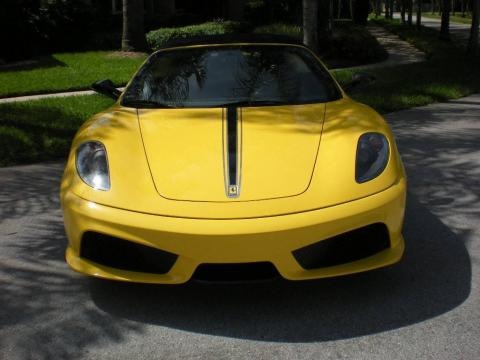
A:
[62,178,406,284]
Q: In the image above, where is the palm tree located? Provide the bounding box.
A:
[303,0,318,52]
[122,0,148,52]
[467,0,479,54]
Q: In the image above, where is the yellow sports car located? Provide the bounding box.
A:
[61,35,406,284]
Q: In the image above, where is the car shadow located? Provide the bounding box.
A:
[89,193,471,342]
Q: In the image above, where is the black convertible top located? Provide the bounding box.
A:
[157,33,305,51]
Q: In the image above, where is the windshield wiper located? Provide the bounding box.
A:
[122,99,175,109]
[212,100,289,108]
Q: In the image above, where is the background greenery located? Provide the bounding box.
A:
[1,3,479,167]
[0,95,113,166]
[0,52,147,98]
[147,21,249,50]
[340,18,480,113]
[147,20,387,67]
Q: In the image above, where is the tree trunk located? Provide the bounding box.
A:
[417,0,423,29]
[144,0,154,29]
[353,0,369,24]
[385,0,390,18]
[408,0,413,25]
[303,0,319,52]
[467,0,479,54]
[375,0,381,17]
[401,0,406,23]
[338,0,342,18]
[440,0,451,40]
[226,0,245,21]
[122,0,148,52]
[328,0,334,36]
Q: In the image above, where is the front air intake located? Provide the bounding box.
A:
[292,223,390,269]
[192,262,280,282]
[80,232,178,274]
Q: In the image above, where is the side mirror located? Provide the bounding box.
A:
[91,79,122,100]
[343,72,376,92]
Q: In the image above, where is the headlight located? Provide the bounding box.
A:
[355,133,389,183]
[76,141,110,191]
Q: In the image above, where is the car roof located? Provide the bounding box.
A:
[157,34,305,51]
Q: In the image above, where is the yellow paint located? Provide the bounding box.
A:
[61,42,407,283]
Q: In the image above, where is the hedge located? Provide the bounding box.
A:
[147,21,249,51]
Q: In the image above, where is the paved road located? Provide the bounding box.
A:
[421,16,473,41]
[1,95,479,359]
[348,25,425,71]
[394,13,476,44]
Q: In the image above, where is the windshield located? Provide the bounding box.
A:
[122,45,342,108]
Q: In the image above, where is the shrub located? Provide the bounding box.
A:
[0,0,94,62]
[146,21,249,51]
[253,22,388,68]
[253,23,302,39]
[321,22,388,67]
[0,1,43,61]
[38,0,94,52]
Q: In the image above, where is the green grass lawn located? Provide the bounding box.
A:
[0,95,114,166]
[422,13,472,25]
[336,57,479,113]
[341,17,480,113]
[0,51,147,98]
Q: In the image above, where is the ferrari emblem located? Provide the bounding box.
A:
[228,185,239,196]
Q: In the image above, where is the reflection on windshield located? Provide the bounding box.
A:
[122,45,341,108]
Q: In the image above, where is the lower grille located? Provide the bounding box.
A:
[193,262,280,282]
[80,232,178,274]
[292,223,390,270]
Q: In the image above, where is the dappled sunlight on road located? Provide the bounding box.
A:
[0,165,144,359]
[388,95,480,242]
[0,95,479,358]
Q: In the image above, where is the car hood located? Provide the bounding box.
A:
[65,99,402,219]
[137,104,325,202]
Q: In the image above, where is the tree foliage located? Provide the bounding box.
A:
[0,0,92,61]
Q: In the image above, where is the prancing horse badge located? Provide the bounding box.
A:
[228,185,239,197]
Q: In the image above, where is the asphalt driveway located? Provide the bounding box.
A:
[1,95,479,359]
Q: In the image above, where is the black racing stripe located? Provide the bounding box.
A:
[227,106,237,186]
